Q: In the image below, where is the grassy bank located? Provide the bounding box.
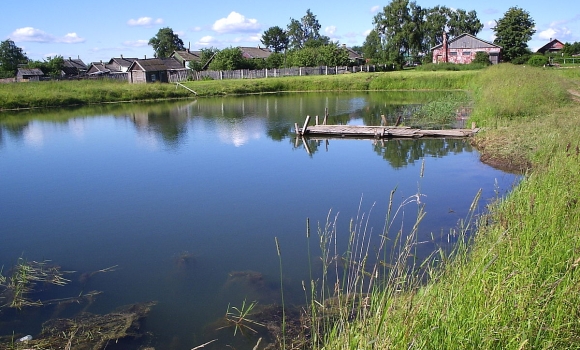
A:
[312,64,580,349]
[0,70,477,111]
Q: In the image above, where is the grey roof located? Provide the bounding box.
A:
[108,57,138,67]
[128,57,185,71]
[172,50,203,61]
[87,62,121,75]
[431,33,501,51]
[239,47,272,59]
[17,68,44,76]
[63,58,87,69]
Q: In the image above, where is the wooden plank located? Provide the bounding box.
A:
[298,123,479,139]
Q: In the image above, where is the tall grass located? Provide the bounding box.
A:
[311,64,580,349]
[1,71,477,111]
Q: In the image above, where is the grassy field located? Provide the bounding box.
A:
[304,64,580,350]
[0,70,477,111]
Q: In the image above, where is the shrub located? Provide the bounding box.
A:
[471,52,491,66]
[527,55,549,67]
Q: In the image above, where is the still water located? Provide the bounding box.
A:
[0,92,517,349]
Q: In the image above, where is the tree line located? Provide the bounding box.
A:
[2,3,580,78]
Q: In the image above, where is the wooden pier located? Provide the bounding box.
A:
[294,115,480,139]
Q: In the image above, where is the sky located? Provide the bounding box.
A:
[2,0,579,64]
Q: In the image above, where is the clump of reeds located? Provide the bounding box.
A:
[0,258,71,310]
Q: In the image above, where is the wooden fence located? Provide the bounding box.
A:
[190,65,379,81]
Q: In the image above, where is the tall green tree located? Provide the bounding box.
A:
[373,0,413,66]
[423,6,483,50]
[562,42,580,56]
[28,55,64,78]
[362,30,385,62]
[148,27,185,58]
[261,26,289,53]
[287,9,330,50]
[208,47,251,71]
[493,7,536,62]
[0,39,28,78]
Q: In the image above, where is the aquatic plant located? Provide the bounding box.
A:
[219,299,264,337]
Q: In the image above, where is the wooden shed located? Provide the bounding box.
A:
[536,39,564,54]
[127,57,186,83]
[432,33,501,65]
[16,68,44,82]
[171,49,203,68]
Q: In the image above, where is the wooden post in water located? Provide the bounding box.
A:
[302,115,311,135]
[315,115,319,125]
[381,114,387,126]
[395,115,402,126]
[471,122,476,129]
[323,108,328,125]
[295,123,300,136]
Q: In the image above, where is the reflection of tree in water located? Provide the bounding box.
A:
[374,138,473,168]
[131,109,188,149]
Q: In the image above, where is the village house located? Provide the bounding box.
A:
[432,33,501,65]
[62,57,88,77]
[16,68,44,82]
[107,56,138,72]
[536,38,565,55]
[127,57,187,83]
[239,46,272,60]
[171,49,203,68]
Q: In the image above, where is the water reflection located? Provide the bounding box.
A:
[0,91,461,150]
[0,92,512,349]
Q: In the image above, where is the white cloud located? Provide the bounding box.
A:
[60,33,85,43]
[197,36,219,46]
[371,6,381,13]
[538,27,572,41]
[192,26,202,32]
[127,17,164,27]
[325,26,337,35]
[486,20,496,29]
[123,40,149,47]
[212,12,260,33]
[363,29,372,37]
[11,27,54,43]
[11,27,85,44]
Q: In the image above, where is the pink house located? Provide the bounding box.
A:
[432,33,501,65]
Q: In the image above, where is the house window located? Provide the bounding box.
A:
[151,74,156,82]
[450,51,458,56]
[463,51,471,56]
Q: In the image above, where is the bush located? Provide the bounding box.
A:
[527,55,549,67]
[510,54,532,65]
[471,52,491,66]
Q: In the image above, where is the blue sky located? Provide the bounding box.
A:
[2,0,579,64]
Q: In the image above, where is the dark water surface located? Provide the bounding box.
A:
[0,92,517,349]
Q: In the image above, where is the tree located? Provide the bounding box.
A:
[562,42,580,56]
[493,7,535,62]
[362,30,385,62]
[423,6,483,51]
[261,26,289,53]
[188,47,218,71]
[208,47,248,71]
[148,27,185,58]
[287,9,330,50]
[0,39,28,78]
[373,0,414,67]
[28,56,65,78]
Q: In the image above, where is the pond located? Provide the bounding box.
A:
[0,92,517,349]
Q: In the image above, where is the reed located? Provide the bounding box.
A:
[315,64,580,349]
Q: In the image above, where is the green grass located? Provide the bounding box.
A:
[1,70,478,111]
[308,64,580,350]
